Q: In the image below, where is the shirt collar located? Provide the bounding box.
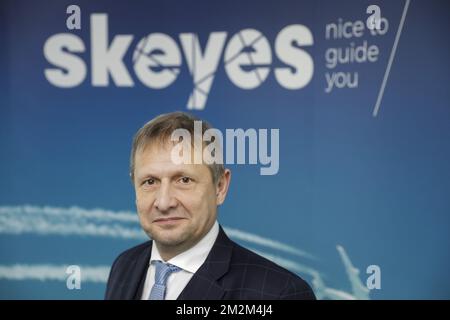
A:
[150,220,219,274]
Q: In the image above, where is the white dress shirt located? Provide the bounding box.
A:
[141,221,219,300]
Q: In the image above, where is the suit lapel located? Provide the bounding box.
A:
[122,242,152,300]
[177,226,233,300]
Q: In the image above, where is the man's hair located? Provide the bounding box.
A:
[130,111,225,184]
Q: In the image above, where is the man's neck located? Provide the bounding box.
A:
[156,242,192,261]
[155,222,218,261]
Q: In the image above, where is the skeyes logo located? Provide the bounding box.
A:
[44,14,314,109]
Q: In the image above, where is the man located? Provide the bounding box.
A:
[105,112,315,300]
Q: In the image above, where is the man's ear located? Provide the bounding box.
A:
[216,169,231,206]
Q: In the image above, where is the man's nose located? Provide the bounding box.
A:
[154,182,177,212]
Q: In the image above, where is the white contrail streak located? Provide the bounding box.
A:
[225,227,315,260]
[0,264,109,283]
[0,205,147,240]
[0,205,314,259]
[0,205,361,299]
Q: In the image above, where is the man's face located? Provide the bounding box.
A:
[133,142,228,256]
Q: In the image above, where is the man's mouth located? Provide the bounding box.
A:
[153,217,186,224]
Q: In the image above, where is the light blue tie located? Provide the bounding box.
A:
[148,261,182,300]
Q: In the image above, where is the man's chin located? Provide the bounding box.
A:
[150,229,189,247]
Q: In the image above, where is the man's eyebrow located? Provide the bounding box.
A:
[169,170,196,178]
[137,169,196,180]
[135,174,157,183]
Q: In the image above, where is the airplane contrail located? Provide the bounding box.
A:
[0,205,314,258]
[0,205,314,275]
[0,264,109,283]
[0,205,364,300]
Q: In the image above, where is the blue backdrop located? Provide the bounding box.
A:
[1,0,449,299]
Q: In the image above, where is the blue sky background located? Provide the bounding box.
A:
[1,0,449,299]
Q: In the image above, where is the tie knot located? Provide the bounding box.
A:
[153,261,182,286]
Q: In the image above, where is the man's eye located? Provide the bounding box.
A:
[143,178,155,186]
[179,177,192,184]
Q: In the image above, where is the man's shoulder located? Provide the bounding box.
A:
[229,241,307,282]
[105,241,152,300]
[226,240,316,299]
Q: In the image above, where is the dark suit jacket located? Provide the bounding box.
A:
[105,226,316,300]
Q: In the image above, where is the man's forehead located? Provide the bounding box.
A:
[136,140,205,164]
[135,143,206,172]
[133,139,215,181]
[135,144,182,167]
[137,139,175,154]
